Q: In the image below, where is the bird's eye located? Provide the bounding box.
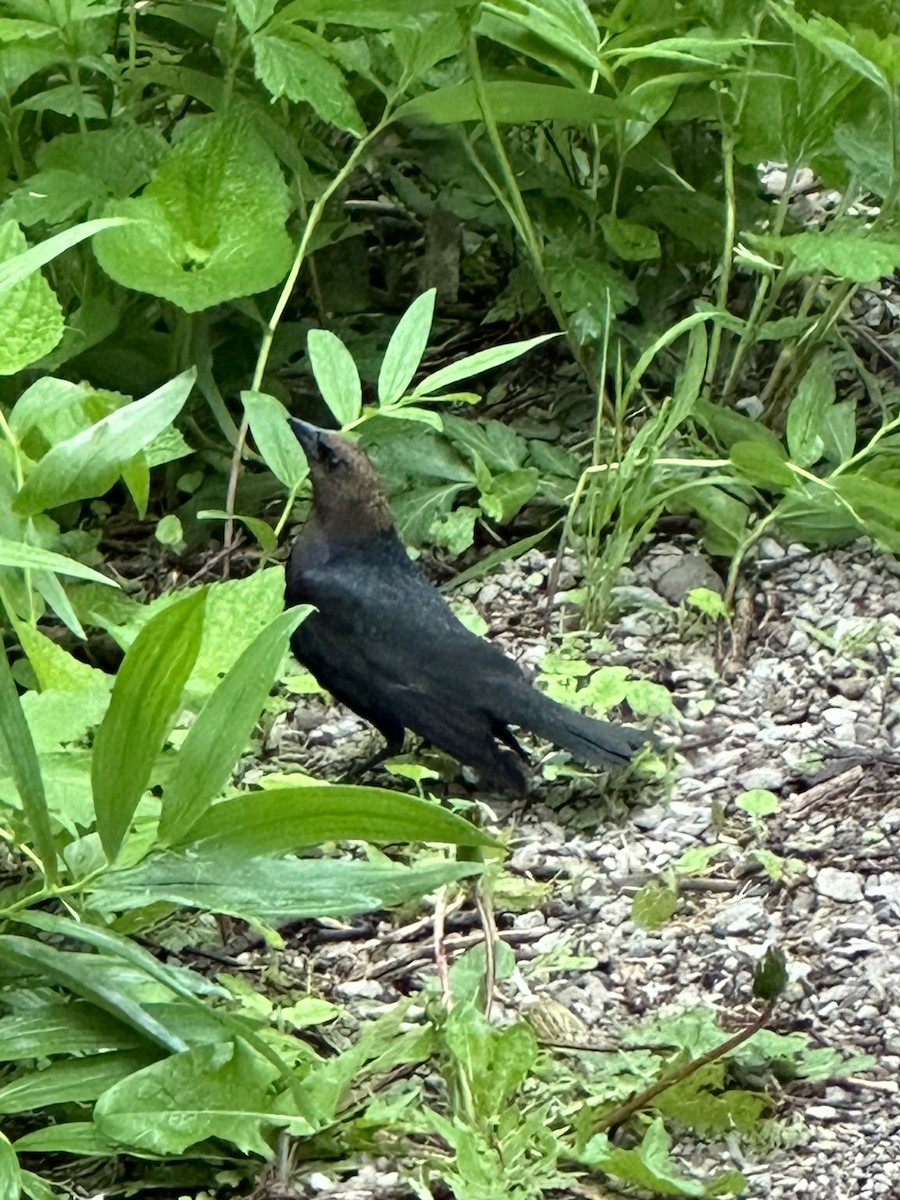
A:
[322,444,342,470]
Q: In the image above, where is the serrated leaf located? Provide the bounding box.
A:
[94,115,292,311]
[92,590,207,860]
[94,1040,301,1156]
[752,230,900,283]
[13,369,195,515]
[307,329,362,425]
[631,880,678,930]
[378,290,436,405]
[251,25,363,134]
[0,219,63,374]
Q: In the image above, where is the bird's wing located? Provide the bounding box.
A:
[290,551,523,727]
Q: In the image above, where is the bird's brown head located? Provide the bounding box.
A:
[289,418,395,539]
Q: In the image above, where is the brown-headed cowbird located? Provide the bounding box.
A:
[285,418,649,792]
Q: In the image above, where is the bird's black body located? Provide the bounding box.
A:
[285,419,649,793]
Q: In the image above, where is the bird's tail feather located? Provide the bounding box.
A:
[518,692,650,768]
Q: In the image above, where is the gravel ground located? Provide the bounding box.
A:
[259,539,900,1199]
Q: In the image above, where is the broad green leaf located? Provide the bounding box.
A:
[0,536,116,585]
[13,369,196,515]
[833,474,900,531]
[413,332,558,397]
[752,231,900,283]
[0,936,187,1054]
[378,289,436,405]
[0,219,63,374]
[0,1051,157,1114]
[251,25,363,135]
[730,440,795,490]
[0,645,56,885]
[693,396,784,453]
[3,167,100,226]
[395,81,621,126]
[243,390,309,490]
[89,851,484,922]
[0,1133,20,1200]
[479,467,539,524]
[177,787,498,853]
[94,114,292,311]
[234,0,277,33]
[0,215,129,295]
[786,355,835,468]
[94,1040,306,1156]
[14,623,108,692]
[92,590,207,860]
[157,607,310,846]
[307,329,362,425]
[600,215,661,261]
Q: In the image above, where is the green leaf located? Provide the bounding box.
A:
[0,1133,20,1200]
[0,1001,142,1061]
[479,467,539,523]
[412,332,558,397]
[0,537,117,586]
[752,230,900,283]
[179,787,497,853]
[395,81,621,126]
[0,219,63,374]
[198,509,278,555]
[15,1124,122,1156]
[251,25,364,135]
[632,880,678,930]
[378,289,436,405]
[581,1118,725,1195]
[94,114,292,311]
[0,215,129,295]
[307,329,362,426]
[600,215,661,261]
[242,390,309,490]
[0,935,188,1055]
[13,369,196,516]
[94,1040,303,1156]
[92,590,207,860]
[0,644,56,885]
[736,789,780,818]
[0,1051,157,1114]
[157,607,310,846]
[754,946,788,1001]
[786,355,835,468]
[730,440,795,490]
[90,851,484,922]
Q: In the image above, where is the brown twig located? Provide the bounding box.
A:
[594,1001,775,1133]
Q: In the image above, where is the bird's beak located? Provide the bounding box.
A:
[288,417,324,462]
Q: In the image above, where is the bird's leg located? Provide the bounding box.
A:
[493,721,530,761]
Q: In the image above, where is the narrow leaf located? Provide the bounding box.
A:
[177,787,498,853]
[0,217,130,294]
[378,289,435,405]
[92,590,207,859]
[158,607,310,846]
[242,390,309,489]
[0,536,118,585]
[413,332,558,397]
[0,645,57,885]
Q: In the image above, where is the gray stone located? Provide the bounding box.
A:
[815,867,864,903]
